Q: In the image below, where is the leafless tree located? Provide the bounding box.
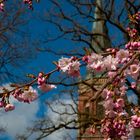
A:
[0,0,38,83]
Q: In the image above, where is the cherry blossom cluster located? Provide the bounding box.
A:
[0,86,37,112]
[0,0,39,12]
[95,11,140,139]
[56,24,140,139]
[23,0,33,9]
[0,0,5,12]
[101,118,128,139]
[131,115,140,128]
[55,11,139,139]
[58,56,80,77]
[37,72,56,92]
[0,72,56,112]
[130,11,140,24]
[83,49,129,73]
[125,41,140,50]
[126,27,138,38]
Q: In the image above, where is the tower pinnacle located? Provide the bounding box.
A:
[91,0,111,53]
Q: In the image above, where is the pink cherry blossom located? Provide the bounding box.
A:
[58,57,80,77]
[87,53,103,64]
[107,71,116,78]
[22,86,38,102]
[58,57,72,72]
[82,55,89,63]
[37,72,46,85]
[102,89,113,99]
[120,85,127,96]
[38,83,56,92]
[13,89,24,102]
[104,99,114,110]
[131,115,140,128]
[129,64,140,79]
[103,55,118,70]
[117,98,125,107]
[131,82,136,88]
[87,53,104,72]
[23,0,33,9]
[116,49,129,63]
[88,60,104,72]
[68,60,80,77]
[0,101,4,107]
[127,28,138,38]
[0,2,4,12]
[126,41,140,50]
[101,89,108,99]
[5,104,15,112]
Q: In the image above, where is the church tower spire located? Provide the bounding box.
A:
[78,1,111,139]
[91,0,111,53]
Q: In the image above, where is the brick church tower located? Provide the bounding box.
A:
[78,1,110,139]
[78,1,140,140]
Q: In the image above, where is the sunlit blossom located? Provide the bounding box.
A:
[5,104,15,112]
[103,55,118,70]
[58,57,72,72]
[129,64,140,79]
[38,83,56,92]
[116,49,130,63]
[58,57,80,77]
[22,86,38,102]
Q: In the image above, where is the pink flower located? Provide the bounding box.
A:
[0,3,4,12]
[23,0,33,9]
[38,83,56,92]
[104,99,114,110]
[0,101,4,107]
[129,64,140,79]
[82,55,89,63]
[87,53,104,72]
[107,71,116,78]
[89,126,96,134]
[13,89,24,102]
[115,99,124,112]
[58,57,72,72]
[22,86,38,102]
[131,115,138,122]
[88,60,104,72]
[37,72,46,85]
[101,89,108,99]
[104,55,118,70]
[131,82,136,89]
[58,57,80,77]
[120,85,127,96]
[102,89,113,99]
[87,53,103,64]
[117,98,125,107]
[68,60,80,77]
[5,104,15,112]
[116,49,129,63]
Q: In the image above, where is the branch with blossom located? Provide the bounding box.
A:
[0,0,40,11]
[0,4,140,139]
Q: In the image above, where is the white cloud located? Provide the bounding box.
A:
[0,84,77,139]
[0,83,39,139]
[45,99,77,140]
